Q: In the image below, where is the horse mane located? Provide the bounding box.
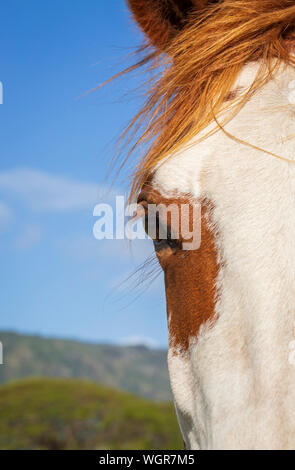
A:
[118,1,295,201]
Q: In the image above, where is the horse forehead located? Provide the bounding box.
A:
[151,59,295,199]
[149,64,259,198]
[152,143,205,198]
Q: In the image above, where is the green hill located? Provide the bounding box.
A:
[0,378,182,450]
[0,331,170,400]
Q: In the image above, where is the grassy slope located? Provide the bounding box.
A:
[0,331,170,401]
[0,378,182,450]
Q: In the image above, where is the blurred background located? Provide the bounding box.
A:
[0,0,182,449]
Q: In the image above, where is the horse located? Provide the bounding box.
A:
[124,0,295,449]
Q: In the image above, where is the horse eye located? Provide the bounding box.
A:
[153,237,180,252]
[143,214,181,252]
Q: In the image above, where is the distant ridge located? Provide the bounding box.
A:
[0,331,171,401]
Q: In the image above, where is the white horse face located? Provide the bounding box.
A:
[137,66,295,448]
[127,0,295,451]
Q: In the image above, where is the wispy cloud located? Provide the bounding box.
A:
[0,168,115,212]
[118,335,160,349]
[0,201,12,231]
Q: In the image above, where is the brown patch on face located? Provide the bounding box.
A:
[137,183,220,353]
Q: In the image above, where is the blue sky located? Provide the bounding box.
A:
[0,0,168,348]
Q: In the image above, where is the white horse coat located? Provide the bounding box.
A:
[150,62,295,449]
